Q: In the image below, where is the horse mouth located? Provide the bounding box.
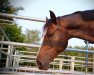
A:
[36,60,50,70]
[37,65,49,70]
[38,66,49,70]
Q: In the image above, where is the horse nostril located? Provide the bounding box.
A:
[37,61,42,67]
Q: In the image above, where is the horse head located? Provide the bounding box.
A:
[36,11,69,70]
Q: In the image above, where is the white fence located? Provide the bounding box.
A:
[0,40,94,74]
[0,13,45,22]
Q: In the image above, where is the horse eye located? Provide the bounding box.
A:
[47,33,53,37]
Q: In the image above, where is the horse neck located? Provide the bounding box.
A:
[60,14,94,43]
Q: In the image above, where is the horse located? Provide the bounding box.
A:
[36,10,94,70]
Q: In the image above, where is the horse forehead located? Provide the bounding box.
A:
[42,28,48,37]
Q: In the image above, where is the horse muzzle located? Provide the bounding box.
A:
[36,60,50,70]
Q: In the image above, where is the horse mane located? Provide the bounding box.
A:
[43,10,94,31]
[43,19,51,31]
[73,10,94,21]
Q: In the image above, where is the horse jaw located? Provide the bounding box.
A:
[36,46,60,70]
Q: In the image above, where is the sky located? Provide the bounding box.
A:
[9,0,94,47]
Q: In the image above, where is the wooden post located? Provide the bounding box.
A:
[59,60,63,70]
[70,56,75,71]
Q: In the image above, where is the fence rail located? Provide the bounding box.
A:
[1,41,94,53]
[0,41,94,71]
[0,13,46,22]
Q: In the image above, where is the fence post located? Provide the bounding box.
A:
[85,41,89,75]
[59,60,63,70]
[6,45,10,68]
[13,50,16,67]
[6,45,13,68]
[16,51,20,67]
[70,56,75,71]
[13,50,19,67]
[0,35,4,60]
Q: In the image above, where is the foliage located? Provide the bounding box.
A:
[25,29,40,44]
[4,24,25,42]
[0,0,24,14]
[0,0,25,42]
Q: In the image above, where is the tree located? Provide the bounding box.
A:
[0,0,24,14]
[25,29,40,44]
[4,24,25,42]
[0,0,25,42]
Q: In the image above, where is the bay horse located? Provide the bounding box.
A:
[36,10,94,70]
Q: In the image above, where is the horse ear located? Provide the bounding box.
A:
[49,10,57,24]
[46,17,48,22]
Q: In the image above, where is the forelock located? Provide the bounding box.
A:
[43,19,51,31]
